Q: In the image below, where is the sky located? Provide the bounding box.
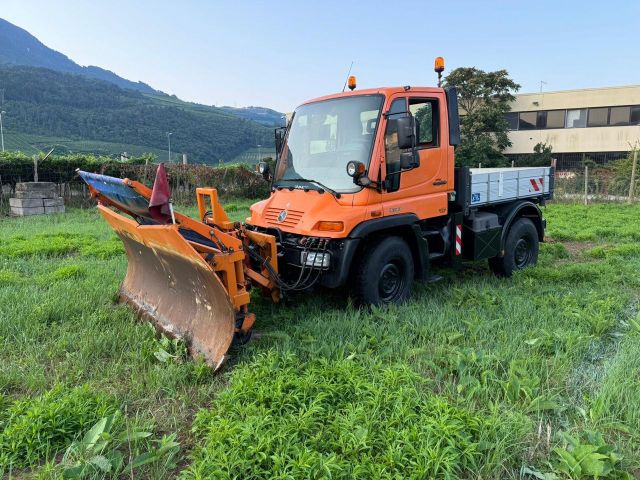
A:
[2,0,639,112]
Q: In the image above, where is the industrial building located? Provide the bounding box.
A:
[504,85,640,168]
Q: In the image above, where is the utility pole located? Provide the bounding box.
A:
[166,132,173,163]
[540,81,547,93]
[0,111,5,152]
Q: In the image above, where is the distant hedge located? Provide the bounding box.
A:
[0,152,270,200]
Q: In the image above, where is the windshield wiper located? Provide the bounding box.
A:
[275,178,341,198]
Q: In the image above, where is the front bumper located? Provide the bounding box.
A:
[247,225,360,289]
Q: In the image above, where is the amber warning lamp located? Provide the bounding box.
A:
[434,56,445,87]
[347,75,357,91]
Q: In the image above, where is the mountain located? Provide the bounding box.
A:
[0,65,273,164]
[0,17,280,163]
[220,106,285,127]
[0,17,157,94]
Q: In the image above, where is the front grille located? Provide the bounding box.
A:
[264,208,304,228]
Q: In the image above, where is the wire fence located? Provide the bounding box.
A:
[552,150,639,203]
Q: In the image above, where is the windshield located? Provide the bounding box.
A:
[274,95,383,193]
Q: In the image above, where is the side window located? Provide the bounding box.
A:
[409,99,437,146]
[384,98,406,193]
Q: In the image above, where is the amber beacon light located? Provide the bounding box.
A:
[434,57,445,87]
[347,75,357,91]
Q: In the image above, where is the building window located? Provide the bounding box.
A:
[587,107,608,127]
[536,111,547,129]
[545,110,565,129]
[609,106,630,126]
[519,112,537,130]
[566,109,587,128]
[505,112,518,130]
[631,106,640,125]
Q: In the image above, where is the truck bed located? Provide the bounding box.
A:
[459,166,553,208]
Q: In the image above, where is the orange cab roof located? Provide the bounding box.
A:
[301,86,444,107]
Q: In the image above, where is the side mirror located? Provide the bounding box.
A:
[256,161,270,180]
[396,115,416,150]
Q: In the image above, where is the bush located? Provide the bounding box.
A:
[183,352,522,479]
[0,385,116,470]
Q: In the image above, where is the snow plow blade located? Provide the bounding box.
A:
[99,204,235,370]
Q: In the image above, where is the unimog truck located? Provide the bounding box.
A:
[79,61,553,368]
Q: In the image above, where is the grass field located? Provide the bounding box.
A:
[1,202,639,479]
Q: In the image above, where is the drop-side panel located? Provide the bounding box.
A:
[468,167,552,207]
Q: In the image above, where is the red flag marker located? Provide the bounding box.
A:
[149,163,174,223]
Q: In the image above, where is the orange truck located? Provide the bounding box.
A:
[78,62,554,369]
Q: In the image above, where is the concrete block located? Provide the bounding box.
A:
[14,190,56,199]
[44,205,65,214]
[16,182,57,193]
[10,206,45,216]
[43,197,64,207]
[9,198,45,208]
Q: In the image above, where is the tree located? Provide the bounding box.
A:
[529,142,554,166]
[443,68,520,167]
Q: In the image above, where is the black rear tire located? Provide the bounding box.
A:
[489,218,539,277]
[352,236,414,306]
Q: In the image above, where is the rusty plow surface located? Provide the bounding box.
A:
[99,205,235,370]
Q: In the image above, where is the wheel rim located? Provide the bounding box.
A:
[514,237,532,268]
[378,260,405,303]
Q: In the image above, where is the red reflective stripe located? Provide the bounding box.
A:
[529,178,540,192]
[455,224,462,256]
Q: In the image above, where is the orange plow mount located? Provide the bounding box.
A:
[77,170,278,370]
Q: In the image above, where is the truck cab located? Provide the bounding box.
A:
[247,85,552,304]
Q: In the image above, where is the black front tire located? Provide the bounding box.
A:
[352,236,415,306]
[489,217,539,277]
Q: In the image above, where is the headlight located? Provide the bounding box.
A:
[301,251,330,268]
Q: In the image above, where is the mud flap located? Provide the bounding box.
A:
[99,205,235,370]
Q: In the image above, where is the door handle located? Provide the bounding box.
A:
[432,179,447,186]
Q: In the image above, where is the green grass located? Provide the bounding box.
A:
[1,202,640,478]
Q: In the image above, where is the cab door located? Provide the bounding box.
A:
[382,92,450,220]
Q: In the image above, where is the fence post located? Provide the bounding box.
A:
[182,153,188,165]
[143,156,149,184]
[584,165,589,206]
[33,155,38,182]
[628,149,638,204]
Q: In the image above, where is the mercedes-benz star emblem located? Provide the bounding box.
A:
[277,210,288,222]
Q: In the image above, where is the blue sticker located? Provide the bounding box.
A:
[471,192,481,203]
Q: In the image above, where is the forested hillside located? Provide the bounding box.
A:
[220,106,285,126]
[0,66,273,164]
